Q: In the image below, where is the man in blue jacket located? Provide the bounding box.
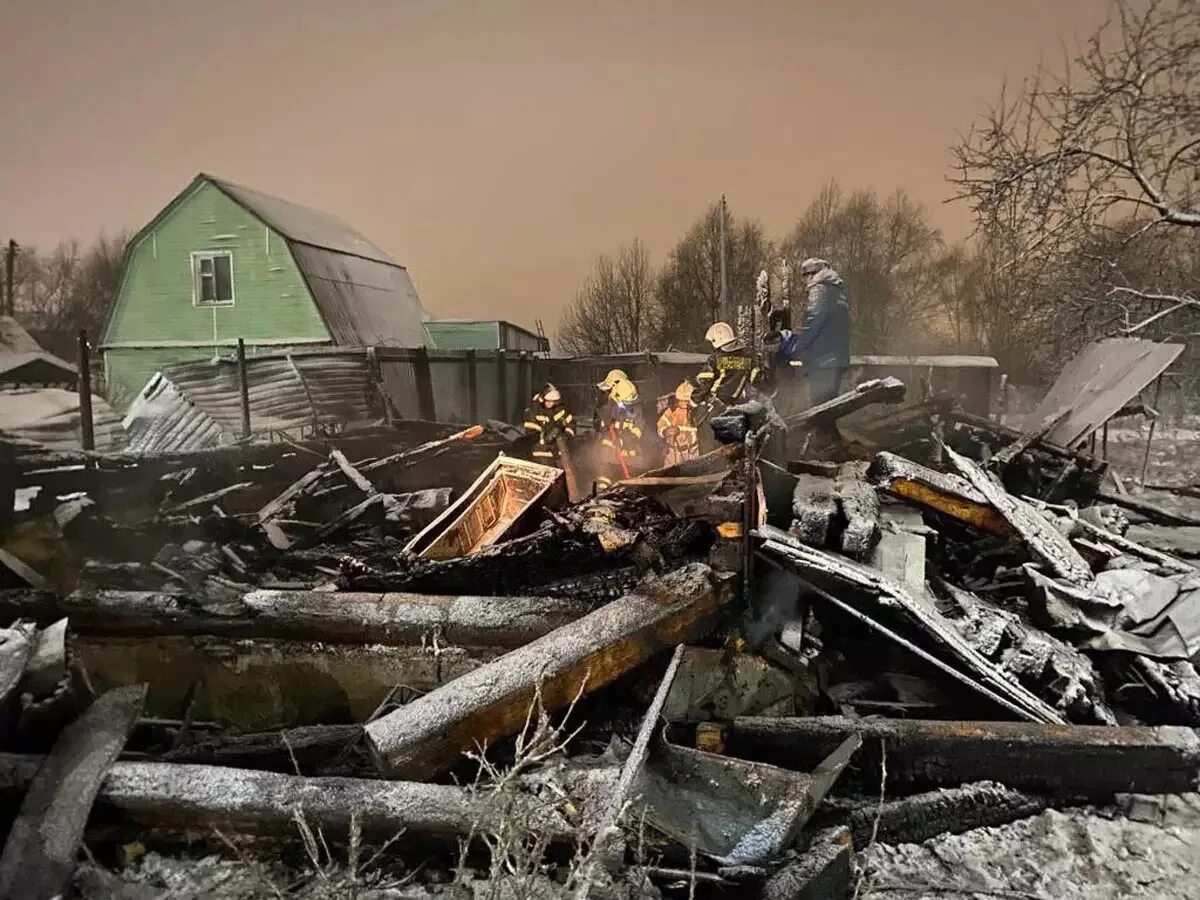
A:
[778,257,851,448]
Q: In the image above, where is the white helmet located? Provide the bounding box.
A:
[705,321,737,351]
[540,382,562,403]
[800,257,830,277]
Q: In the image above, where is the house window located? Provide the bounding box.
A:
[193,251,234,305]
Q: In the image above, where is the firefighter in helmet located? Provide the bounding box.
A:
[694,321,763,407]
[657,380,701,467]
[598,377,645,486]
[594,368,630,431]
[523,383,576,463]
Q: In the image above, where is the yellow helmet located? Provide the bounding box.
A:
[598,368,630,391]
[611,379,639,404]
[674,381,695,405]
[705,321,737,350]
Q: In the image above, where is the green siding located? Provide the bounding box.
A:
[425,321,547,352]
[424,322,501,350]
[103,181,332,408]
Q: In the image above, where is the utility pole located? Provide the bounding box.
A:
[718,195,729,322]
[4,240,17,317]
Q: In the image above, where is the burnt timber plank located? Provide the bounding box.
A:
[0,755,571,845]
[364,563,736,780]
[726,716,1200,798]
[0,684,146,900]
[0,589,590,649]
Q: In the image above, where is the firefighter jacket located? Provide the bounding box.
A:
[656,404,700,468]
[523,401,576,460]
[601,402,645,462]
[695,345,762,405]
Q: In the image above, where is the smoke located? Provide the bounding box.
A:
[743,564,801,650]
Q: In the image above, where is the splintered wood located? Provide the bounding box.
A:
[364,563,736,779]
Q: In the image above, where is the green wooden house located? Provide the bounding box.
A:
[101,174,432,409]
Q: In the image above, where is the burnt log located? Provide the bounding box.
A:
[946,447,1093,584]
[1095,488,1200,527]
[365,563,737,780]
[160,724,364,775]
[867,451,1012,536]
[0,755,571,845]
[0,589,590,649]
[0,684,146,900]
[844,780,1049,848]
[760,826,854,900]
[784,377,907,429]
[726,715,1200,798]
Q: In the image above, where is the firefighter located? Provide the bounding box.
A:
[694,321,763,407]
[523,383,575,463]
[597,377,645,486]
[657,381,701,467]
[594,368,630,431]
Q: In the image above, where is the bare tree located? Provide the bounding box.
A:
[557,239,658,355]
[654,201,771,350]
[13,232,128,347]
[951,0,1199,330]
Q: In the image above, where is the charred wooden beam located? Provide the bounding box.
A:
[726,716,1200,798]
[365,564,737,780]
[946,447,1094,584]
[784,377,906,429]
[0,685,146,900]
[760,827,854,900]
[867,451,1012,536]
[1070,518,1195,574]
[0,589,589,649]
[844,780,1049,847]
[0,755,572,845]
[758,528,1065,723]
[160,724,363,775]
[1095,488,1200,527]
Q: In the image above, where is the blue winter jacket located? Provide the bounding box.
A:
[780,269,851,369]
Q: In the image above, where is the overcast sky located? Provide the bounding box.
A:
[0,0,1108,332]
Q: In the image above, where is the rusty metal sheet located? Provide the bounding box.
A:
[1024,338,1183,448]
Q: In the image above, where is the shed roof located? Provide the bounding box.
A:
[206,175,397,265]
[0,316,78,385]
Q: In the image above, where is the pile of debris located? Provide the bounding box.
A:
[2,372,1199,899]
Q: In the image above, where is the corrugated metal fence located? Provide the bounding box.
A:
[122,346,999,452]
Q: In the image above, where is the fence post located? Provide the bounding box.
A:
[496,349,508,422]
[77,330,95,452]
[414,347,436,421]
[237,338,251,441]
[466,349,479,424]
[517,351,530,417]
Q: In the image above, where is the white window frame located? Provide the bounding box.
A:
[191,250,236,307]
